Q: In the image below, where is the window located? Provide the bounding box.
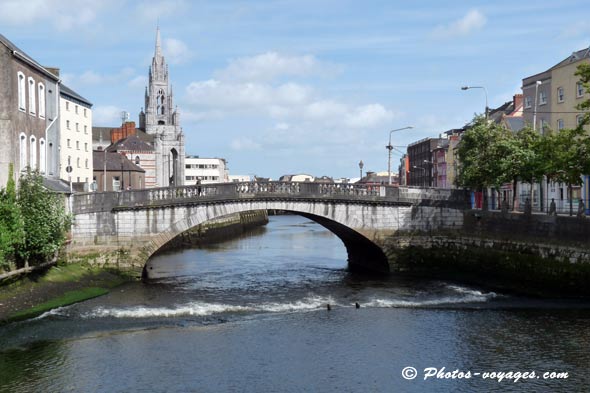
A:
[524,96,532,108]
[75,105,78,114]
[113,176,120,191]
[557,87,564,103]
[67,156,71,166]
[135,156,140,165]
[83,108,87,117]
[19,133,27,171]
[76,122,79,132]
[84,125,87,134]
[85,159,89,169]
[541,120,549,134]
[539,90,547,105]
[577,82,584,98]
[38,83,46,118]
[76,141,79,150]
[577,114,585,126]
[557,119,564,130]
[66,101,69,111]
[66,120,70,129]
[84,142,88,152]
[77,157,80,168]
[28,77,36,114]
[18,72,26,111]
[67,138,71,148]
[39,138,46,173]
[30,136,37,169]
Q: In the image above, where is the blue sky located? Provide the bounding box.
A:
[2,0,589,179]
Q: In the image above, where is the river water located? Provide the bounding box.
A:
[1,215,590,392]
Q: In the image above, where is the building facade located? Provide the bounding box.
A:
[93,150,145,192]
[185,156,229,184]
[138,27,185,187]
[0,34,60,187]
[59,84,93,187]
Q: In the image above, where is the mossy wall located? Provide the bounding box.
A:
[382,210,590,296]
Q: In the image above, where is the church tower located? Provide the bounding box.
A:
[139,26,185,187]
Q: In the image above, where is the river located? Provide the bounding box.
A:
[1,215,589,392]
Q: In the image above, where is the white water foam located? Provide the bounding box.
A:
[82,295,337,319]
[365,285,496,308]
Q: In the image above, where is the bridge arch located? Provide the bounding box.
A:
[144,201,390,274]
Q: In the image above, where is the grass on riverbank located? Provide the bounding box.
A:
[0,262,133,324]
[7,287,109,323]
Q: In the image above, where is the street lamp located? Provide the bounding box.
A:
[358,160,364,180]
[387,126,414,185]
[533,80,542,132]
[461,86,489,119]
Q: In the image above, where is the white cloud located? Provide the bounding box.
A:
[185,78,395,130]
[0,0,112,31]
[164,38,193,65]
[93,105,124,126]
[66,68,137,87]
[432,9,487,39]
[215,52,333,82]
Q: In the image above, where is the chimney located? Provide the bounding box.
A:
[44,67,60,77]
[513,94,523,109]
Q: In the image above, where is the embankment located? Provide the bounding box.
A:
[383,210,590,296]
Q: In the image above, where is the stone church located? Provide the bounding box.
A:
[138,27,185,187]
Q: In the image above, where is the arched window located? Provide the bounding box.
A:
[39,138,46,173]
[157,89,165,115]
[38,83,45,118]
[28,77,36,115]
[135,156,140,165]
[17,72,26,111]
[19,133,27,171]
[30,135,37,170]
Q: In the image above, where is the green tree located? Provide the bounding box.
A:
[575,62,590,127]
[15,170,70,267]
[456,116,513,209]
[0,164,24,270]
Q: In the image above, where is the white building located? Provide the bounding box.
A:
[185,156,229,184]
[59,84,93,186]
[229,174,251,182]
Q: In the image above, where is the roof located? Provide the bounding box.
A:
[60,84,92,107]
[550,47,590,71]
[42,177,71,193]
[93,151,145,172]
[504,117,525,132]
[489,101,514,124]
[92,126,155,144]
[107,135,154,152]
[0,33,60,81]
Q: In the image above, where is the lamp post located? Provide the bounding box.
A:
[412,166,427,187]
[387,126,413,185]
[358,160,364,180]
[461,86,489,119]
[423,159,433,187]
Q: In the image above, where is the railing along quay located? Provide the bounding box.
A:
[71,182,471,214]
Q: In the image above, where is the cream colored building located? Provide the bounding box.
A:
[185,156,229,184]
[59,84,93,186]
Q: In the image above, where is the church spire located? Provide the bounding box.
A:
[155,25,162,60]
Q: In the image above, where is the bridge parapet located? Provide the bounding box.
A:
[72,182,470,214]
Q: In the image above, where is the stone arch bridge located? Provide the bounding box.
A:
[68,181,470,274]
